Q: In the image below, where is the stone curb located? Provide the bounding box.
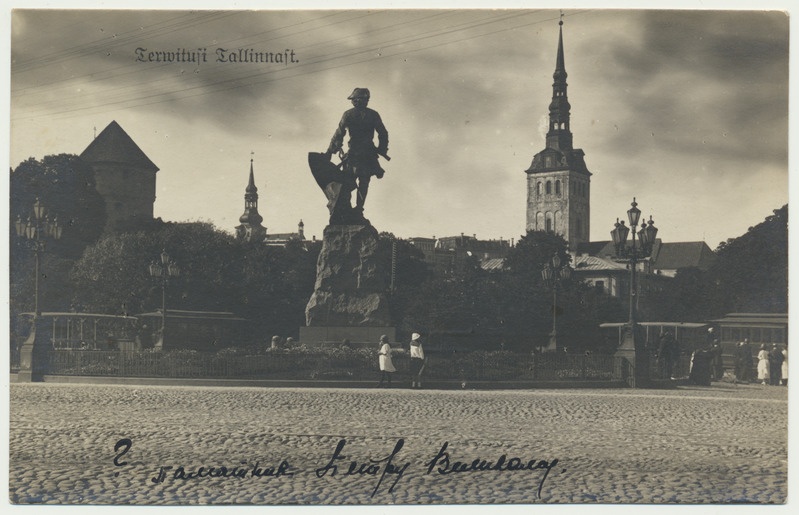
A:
[11,373,636,389]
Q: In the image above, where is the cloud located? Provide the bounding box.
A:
[9,9,789,248]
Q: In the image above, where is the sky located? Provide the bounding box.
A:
[5,1,792,249]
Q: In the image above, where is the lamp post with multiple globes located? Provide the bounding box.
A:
[14,198,64,381]
[610,197,659,387]
[540,252,573,353]
[148,250,181,349]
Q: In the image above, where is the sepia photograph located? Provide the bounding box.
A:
[5,0,792,508]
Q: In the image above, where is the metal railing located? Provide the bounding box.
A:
[44,349,623,383]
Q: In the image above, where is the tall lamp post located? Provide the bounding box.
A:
[541,252,573,353]
[610,197,658,387]
[148,250,180,350]
[14,198,64,381]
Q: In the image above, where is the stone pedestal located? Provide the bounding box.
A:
[304,224,393,343]
[613,324,650,388]
[299,326,396,347]
[18,318,49,382]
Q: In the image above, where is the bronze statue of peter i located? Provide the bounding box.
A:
[324,87,389,214]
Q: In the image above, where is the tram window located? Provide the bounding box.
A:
[751,328,761,342]
[773,328,785,344]
[731,328,741,342]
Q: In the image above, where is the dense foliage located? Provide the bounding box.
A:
[69,222,321,342]
[9,155,788,353]
[646,205,788,321]
[9,154,107,316]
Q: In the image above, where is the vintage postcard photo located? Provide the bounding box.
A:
[5,0,791,508]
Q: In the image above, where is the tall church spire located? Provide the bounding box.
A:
[246,159,258,195]
[236,158,266,243]
[524,16,592,251]
[546,17,573,151]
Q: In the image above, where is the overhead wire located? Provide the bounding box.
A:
[14,10,514,118]
[13,10,585,122]
[12,11,239,74]
[12,10,365,96]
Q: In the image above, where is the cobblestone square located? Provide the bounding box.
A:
[8,382,788,505]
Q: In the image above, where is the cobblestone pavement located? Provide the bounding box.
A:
[8,382,788,505]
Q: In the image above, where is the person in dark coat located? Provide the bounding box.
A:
[742,338,754,382]
[733,341,745,383]
[768,344,784,386]
[735,339,753,383]
[689,346,713,386]
[657,331,678,379]
[710,342,724,381]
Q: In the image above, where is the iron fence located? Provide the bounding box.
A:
[44,349,622,383]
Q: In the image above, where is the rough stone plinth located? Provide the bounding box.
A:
[305,224,391,327]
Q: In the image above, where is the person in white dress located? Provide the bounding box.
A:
[377,335,396,388]
[781,346,788,386]
[757,344,770,385]
[409,332,425,389]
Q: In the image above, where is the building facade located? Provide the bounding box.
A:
[409,234,511,275]
[525,20,591,250]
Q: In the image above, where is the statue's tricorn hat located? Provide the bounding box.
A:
[348,88,370,99]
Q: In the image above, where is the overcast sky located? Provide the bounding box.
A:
[6,2,791,249]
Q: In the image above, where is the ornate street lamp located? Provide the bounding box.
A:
[610,198,659,387]
[148,249,180,349]
[14,198,64,381]
[541,251,573,353]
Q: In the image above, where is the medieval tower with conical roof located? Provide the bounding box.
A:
[525,18,591,250]
[235,158,267,243]
[80,120,158,234]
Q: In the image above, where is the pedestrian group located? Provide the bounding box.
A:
[376,332,426,389]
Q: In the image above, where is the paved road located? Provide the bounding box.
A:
[8,382,788,505]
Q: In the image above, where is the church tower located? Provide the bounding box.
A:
[235,158,267,243]
[525,18,591,250]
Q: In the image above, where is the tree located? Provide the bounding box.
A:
[69,221,238,315]
[503,230,571,281]
[10,154,106,258]
[646,267,714,322]
[641,205,787,321]
[9,154,107,320]
[498,231,571,347]
[708,205,788,314]
[69,222,324,344]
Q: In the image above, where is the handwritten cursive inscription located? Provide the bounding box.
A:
[424,441,562,499]
[315,438,410,498]
[115,436,561,499]
[151,460,293,483]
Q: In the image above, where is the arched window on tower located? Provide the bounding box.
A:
[546,181,552,195]
[555,180,561,196]
[537,181,542,196]
[545,212,554,232]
